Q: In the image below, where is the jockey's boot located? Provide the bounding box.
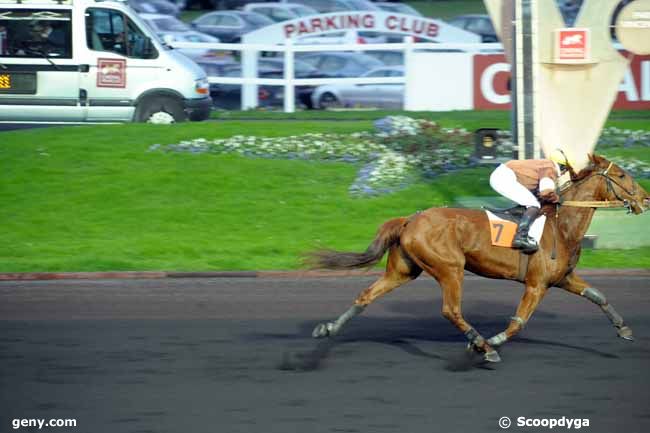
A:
[512,206,540,254]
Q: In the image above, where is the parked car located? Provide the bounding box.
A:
[311,66,404,109]
[257,57,327,108]
[375,2,422,16]
[296,52,384,78]
[191,11,273,43]
[140,13,194,34]
[243,2,318,22]
[140,14,224,59]
[258,57,319,76]
[129,0,180,17]
[195,57,240,81]
[285,0,380,13]
[200,63,288,109]
[159,32,224,60]
[447,14,498,43]
[364,50,403,66]
[186,0,278,10]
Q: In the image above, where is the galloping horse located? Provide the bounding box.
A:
[309,155,649,362]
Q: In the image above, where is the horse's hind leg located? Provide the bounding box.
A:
[408,252,500,363]
[433,268,501,363]
[312,246,421,338]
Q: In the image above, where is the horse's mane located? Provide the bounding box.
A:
[569,154,609,182]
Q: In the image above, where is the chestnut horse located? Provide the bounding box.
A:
[309,155,649,362]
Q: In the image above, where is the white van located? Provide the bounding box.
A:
[0,0,211,123]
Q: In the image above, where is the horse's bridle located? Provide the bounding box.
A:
[560,162,636,212]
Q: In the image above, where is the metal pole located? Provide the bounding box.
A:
[515,0,536,159]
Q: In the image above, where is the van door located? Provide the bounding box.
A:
[0,7,84,121]
[81,7,159,121]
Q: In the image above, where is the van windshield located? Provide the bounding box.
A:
[0,9,73,59]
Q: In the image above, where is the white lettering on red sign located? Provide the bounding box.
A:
[557,28,588,60]
[480,62,510,105]
[474,54,650,110]
[97,58,126,88]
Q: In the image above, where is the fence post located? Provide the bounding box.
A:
[403,36,414,110]
[241,46,259,110]
[284,38,295,113]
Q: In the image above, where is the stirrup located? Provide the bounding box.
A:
[512,236,538,253]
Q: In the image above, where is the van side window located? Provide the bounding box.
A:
[86,8,157,59]
[0,9,72,59]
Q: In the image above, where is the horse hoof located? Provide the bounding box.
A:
[484,350,502,363]
[312,323,331,339]
[617,326,634,341]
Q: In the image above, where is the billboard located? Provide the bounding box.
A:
[474,54,650,110]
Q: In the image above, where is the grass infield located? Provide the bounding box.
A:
[1,111,649,272]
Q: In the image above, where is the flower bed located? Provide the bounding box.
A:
[152,117,650,196]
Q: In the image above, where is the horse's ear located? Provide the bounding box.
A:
[589,154,607,166]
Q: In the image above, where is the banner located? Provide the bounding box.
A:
[474,54,650,110]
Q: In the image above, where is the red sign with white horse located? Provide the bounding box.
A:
[474,54,650,110]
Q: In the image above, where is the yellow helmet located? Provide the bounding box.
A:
[548,149,574,168]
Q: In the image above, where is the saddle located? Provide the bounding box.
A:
[483,205,546,248]
[483,205,526,224]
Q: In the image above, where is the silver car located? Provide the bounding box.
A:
[243,2,318,22]
[311,66,404,109]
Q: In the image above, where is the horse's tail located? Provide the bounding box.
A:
[306,217,406,270]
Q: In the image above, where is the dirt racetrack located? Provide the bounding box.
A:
[1,274,649,433]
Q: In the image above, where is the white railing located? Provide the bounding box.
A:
[170,39,503,112]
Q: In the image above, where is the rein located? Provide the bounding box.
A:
[560,200,626,208]
[559,162,632,210]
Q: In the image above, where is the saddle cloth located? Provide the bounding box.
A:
[485,208,546,248]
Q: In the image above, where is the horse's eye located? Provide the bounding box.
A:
[619,173,626,179]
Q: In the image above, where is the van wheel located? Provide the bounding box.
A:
[319,93,341,110]
[136,96,186,124]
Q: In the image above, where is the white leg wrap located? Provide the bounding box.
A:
[511,316,526,328]
[487,332,508,347]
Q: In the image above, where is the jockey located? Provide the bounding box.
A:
[489,149,573,253]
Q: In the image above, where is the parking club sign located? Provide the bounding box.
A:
[554,28,591,62]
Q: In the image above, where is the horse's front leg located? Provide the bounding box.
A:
[556,272,633,340]
[487,284,547,347]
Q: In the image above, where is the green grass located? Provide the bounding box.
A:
[580,248,650,268]
[213,110,650,132]
[586,210,650,249]
[0,120,491,272]
[1,112,649,272]
[213,109,513,131]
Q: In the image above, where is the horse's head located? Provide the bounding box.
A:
[572,154,650,214]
